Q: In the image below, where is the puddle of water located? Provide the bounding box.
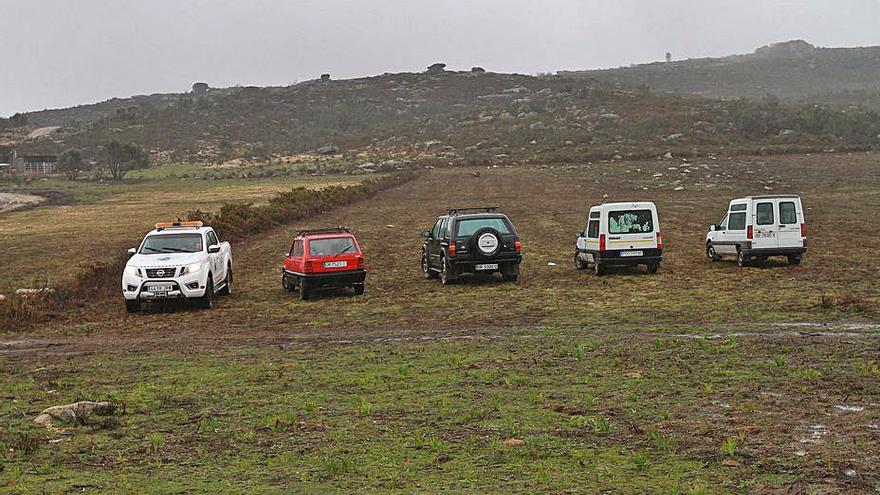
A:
[834,405,865,413]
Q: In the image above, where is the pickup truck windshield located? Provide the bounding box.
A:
[455,218,512,237]
[309,237,356,257]
[140,233,204,254]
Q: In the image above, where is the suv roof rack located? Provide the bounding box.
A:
[296,227,350,237]
[447,206,500,216]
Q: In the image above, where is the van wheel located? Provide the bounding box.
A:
[594,261,606,276]
[706,243,720,262]
[736,248,748,268]
[788,255,802,266]
[125,299,140,313]
[422,251,438,279]
[574,251,588,270]
[647,263,659,274]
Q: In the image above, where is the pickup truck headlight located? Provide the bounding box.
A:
[125,266,142,278]
[180,262,203,276]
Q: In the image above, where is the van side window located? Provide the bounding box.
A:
[728,212,746,231]
[779,202,797,224]
[730,204,747,212]
[587,220,599,238]
[756,202,774,225]
[718,214,728,230]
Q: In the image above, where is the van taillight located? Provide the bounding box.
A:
[304,260,313,273]
[656,231,663,250]
[599,234,606,252]
[800,223,807,238]
[747,225,753,240]
[448,243,456,257]
[514,239,522,253]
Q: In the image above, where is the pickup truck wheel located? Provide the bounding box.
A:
[574,250,588,270]
[788,255,802,266]
[218,264,232,295]
[440,255,455,285]
[299,279,312,300]
[421,251,438,279]
[736,248,748,268]
[198,275,214,309]
[125,299,140,313]
[353,283,365,295]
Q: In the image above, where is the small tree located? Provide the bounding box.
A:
[58,149,86,180]
[101,141,149,180]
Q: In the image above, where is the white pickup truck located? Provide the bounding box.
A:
[122,221,233,312]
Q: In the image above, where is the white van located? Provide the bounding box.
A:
[706,195,806,267]
[575,202,662,275]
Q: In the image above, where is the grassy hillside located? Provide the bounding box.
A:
[559,40,880,105]
[10,68,880,166]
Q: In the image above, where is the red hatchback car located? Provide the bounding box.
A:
[282,228,366,299]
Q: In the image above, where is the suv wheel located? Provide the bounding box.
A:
[125,299,140,313]
[353,283,365,295]
[736,248,748,268]
[706,243,720,262]
[198,275,214,309]
[574,250,588,270]
[218,264,232,295]
[299,279,312,300]
[421,251,438,279]
[647,263,659,274]
[440,255,455,285]
[282,275,295,292]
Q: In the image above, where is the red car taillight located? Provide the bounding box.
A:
[304,260,313,273]
[599,234,606,252]
[356,255,364,268]
[747,225,753,240]
[656,231,663,250]
[448,243,456,257]
[514,239,522,253]
[800,223,807,238]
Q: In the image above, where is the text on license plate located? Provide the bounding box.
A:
[620,250,643,257]
[323,261,347,268]
[147,285,174,292]
[475,263,499,271]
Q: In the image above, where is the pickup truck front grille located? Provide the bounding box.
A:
[145,268,177,278]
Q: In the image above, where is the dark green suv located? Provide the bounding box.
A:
[420,207,522,285]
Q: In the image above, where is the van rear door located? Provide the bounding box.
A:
[606,207,657,253]
[776,198,804,249]
[751,199,779,250]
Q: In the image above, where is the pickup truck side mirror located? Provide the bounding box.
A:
[709,225,716,232]
[127,247,136,255]
[207,244,221,254]
[421,231,433,238]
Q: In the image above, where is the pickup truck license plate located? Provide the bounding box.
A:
[148,285,174,292]
[475,263,499,271]
[323,261,347,268]
[620,250,643,257]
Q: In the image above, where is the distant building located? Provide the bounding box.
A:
[12,152,58,174]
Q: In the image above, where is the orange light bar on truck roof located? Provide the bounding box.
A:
[155,221,203,229]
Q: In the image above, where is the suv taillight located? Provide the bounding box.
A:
[448,243,456,257]
[357,255,364,268]
[800,223,806,238]
[599,234,606,252]
[747,225,753,240]
[304,260,313,273]
[656,231,663,250]
[514,239,521,253]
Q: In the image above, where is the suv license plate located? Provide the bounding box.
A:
[148,285,174,292]
[620,250,643,257]
[475,263,499,271]
[323,261,347,268]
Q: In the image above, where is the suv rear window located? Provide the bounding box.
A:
[608,210,653,234]
[308,237,357,257]
[455,218,512,237]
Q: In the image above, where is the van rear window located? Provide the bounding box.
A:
[608,210,653,234]
[779,202,798,224]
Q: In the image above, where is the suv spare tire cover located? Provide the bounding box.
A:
[473,227,501,257]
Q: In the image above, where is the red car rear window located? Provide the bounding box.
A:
[308,237,357,257]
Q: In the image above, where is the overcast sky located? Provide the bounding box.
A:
[3,0,880,116]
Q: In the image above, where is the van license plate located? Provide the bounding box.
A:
[148,285,174,292]
[323,261,347,268]
[475,263,499,271]
[620,250,643,257]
